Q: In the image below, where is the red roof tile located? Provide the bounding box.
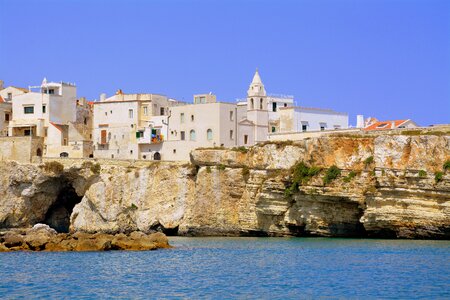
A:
[364,120,408,131]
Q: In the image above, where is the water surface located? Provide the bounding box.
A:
[1,237,449,299]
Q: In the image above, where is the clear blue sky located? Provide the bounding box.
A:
[1,0,449,126]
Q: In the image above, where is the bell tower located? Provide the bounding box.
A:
[246,69,269,142]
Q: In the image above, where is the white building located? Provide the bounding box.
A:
[8,79,93,158]
[278,106,349,132]
[92,90,184,159]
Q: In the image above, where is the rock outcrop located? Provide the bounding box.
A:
[0,224,170,251]
[0,132,449,239]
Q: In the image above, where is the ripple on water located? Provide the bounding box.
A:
[0,237,449,299]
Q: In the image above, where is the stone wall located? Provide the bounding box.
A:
[0,136,44,163]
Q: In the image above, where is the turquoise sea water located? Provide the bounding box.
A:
[1,237,449,299]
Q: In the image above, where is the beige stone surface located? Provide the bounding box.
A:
[0,133,448,239]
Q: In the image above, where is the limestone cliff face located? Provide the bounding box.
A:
[0,133,449,239]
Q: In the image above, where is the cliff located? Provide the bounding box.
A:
[0,132,449,239]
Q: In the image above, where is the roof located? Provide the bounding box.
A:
[364,120,409,131]
[251,69,263,85]
[10,86,29,93]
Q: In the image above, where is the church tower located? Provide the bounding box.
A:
[246,69,269,142]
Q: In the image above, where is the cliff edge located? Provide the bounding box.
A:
[0,131,449,239]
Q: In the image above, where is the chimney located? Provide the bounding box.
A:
[356,115,364,128]
[100,93,106,101]
[391,121,396,129]
[0,80,4,90]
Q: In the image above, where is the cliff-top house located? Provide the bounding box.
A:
[7,78,93,158]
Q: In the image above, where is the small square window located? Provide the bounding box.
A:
[24,106,34,114]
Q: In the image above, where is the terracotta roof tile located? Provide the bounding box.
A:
[364,120,408,131]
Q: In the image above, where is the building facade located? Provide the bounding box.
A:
[8,79,93,158]
[92,90,183,159]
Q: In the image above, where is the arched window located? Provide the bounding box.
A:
[207,129,213,140]
[250,98,254,109]
[190,130,196,141]
[260,98,263,110]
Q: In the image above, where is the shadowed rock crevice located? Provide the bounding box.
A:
[44,185,83,233]
[150,222,179,236]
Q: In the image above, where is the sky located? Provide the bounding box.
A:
[0,0,449,126]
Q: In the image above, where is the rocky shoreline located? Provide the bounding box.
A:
[0,224,170,252]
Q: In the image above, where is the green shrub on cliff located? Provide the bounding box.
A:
[364,156,374,167]
[284,161,322,197]
[343,171,357,183]
[90,163,101,174]
[232,146,248,154]
[444,161,450,171]
[217,164,226,171]
[206,166,211,173]
[323,165,341,185]
[242,166,250,181]
[82,161,101,174]
[435,171,443,183]
[41,161,64,174]
[418,170,427,177]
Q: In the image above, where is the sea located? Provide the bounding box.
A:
[1,237,449,299]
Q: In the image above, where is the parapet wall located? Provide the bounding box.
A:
[0,136,44,163]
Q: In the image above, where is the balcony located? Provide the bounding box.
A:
[137,132,164,144]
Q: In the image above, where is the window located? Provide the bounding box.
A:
[5,113,9,121]
[260,99,263,110]
[130,150,133,154]
[7,93,12,100]
[284,103,287,107]
[180,113,185,123]
[272,102,277,112]
[230,111,234,121]
[191,115,194,122]
[244,135,248,145]
[105,112,107,116]
[136,131,144,138]
[173,149,176,154]
[190,130,196,141]
[207,129,213,140]
[48,89,55,94]
[101,130,107,144]
[160,107,165,115]
[302,125,308,132]
[143,106,148,116]
[129,109,134,118]
[230,130,234,140]
[24,106,34,114]
[271,126,276,133]
[24,129,32,136]
[180,131,185,140]
[250,98,254,109]
[84,117,87,125]
[320,123,327,131]
[42,105,46,114]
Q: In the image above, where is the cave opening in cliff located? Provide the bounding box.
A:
[44,184,83,233]
[150,222,179,236]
